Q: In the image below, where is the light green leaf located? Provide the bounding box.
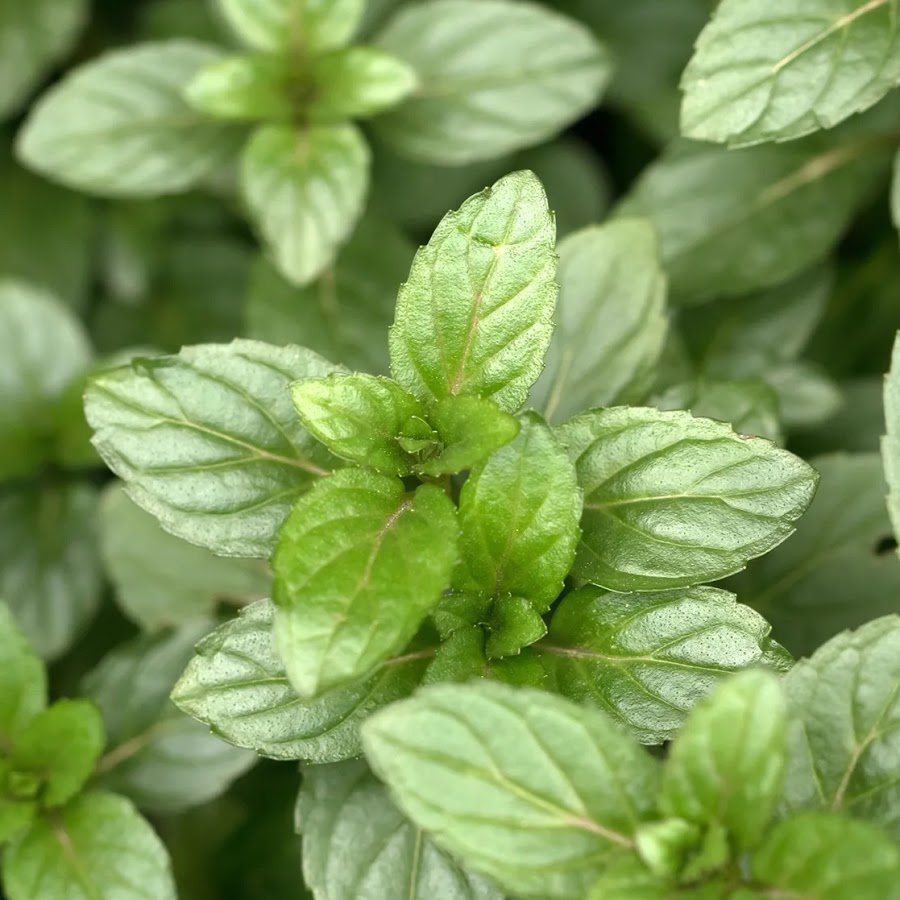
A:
[0,0,87,120]
[585,852,670,900]
[424,626,489,683]
[84,339,341,558]
[16,41,243,197]
[0,768,37,844]
[540,585,789,744]
[172,599,430,762]
[310,47,418,121]
[1,792,176,900]
[217,0,365,53]
[765,360,843,430]
[273,472,457,696]
[373,0,611,164]
[753,812,900,900]
[456,413,581,611]
[0,484,102,661]
[485,595,547,659]
[0,604,46,740]
[363,681,660,899]
[82,621,255,813]
[246,214,414,375]
[884,333,900,544]
[558,407,818,592]
[730,454,900,656]
[531,220,668,422]
[780,616,900,839]
[0,281,92,481]
[660,670,787,850]
[291,374,424,475]
[299,760,502,900]
[242,122,369,287]
[390,170,557,412]
[681,0,900,147]
[185,53,293,120]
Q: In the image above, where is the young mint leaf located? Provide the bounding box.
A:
[299,760,502,900]
[291,373,424,475]
[273,471,457,696]
[217,0,365,54]
[16,41,243,197]
[84,339,341,558]
[171,600,430,762]
[531,220,667,422]
[681,0,900,147]
[423,626,487,683]
[485,595,547,659]
[372,0,611,164]
[884,333,900,544]
[660,669,787,851]
[363,681,660,899]
[0,604,46,740]
[431,592,491,640]
[1,792,176,900]
[752,812,900,899]
[558,407,818,592]
[390,170,557,412]
[780,615,900,839]
[586,852,671,900]
[0,767,37,844]
[455,412,581,610]
[540,585,789,744]
[310,47,418,121]
[185,53,293,121]
[416,396,519,477]
[242,123,369,287]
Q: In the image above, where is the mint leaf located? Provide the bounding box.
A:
[753,812,900,899]
[185,53,293,121]
[558,407,818,591]
[425,626,489,683]
[16,41,242,197]
[762,360,842,430]
[1,792,176,900]
[586,853,670,900]
[363,681,660,898]
[85,339,341,558]
[0,604,46,740]
[884,333,900,543]
[217,0,365,54]
[299,760,502,900]
[532,220,667,422]
[291,374,423,475]
[485,595,547,659]
[780,616,900,839]
[242,123,369,287]
[893,150,900,237]
[373,0,611,164]
[82,622,255,813]
[681,0,900,147]
[172,600,430,762]
[455,412,581,610]
[390,170,557,412]
[273,472,457,696]
[0,765,37,844]
[541,585,789,743]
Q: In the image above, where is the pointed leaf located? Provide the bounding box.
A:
[0,604,46,740]
[485,595,547,659]
[185,53,293,120]
[558,407,818,592]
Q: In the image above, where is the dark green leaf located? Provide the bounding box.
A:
[185,53,293,120]
[884,333,900,543]
[0,603,46,740]
[485,595,547,659]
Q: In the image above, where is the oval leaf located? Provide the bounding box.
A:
[0,604,46,739]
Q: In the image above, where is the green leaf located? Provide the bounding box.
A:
[416,396,520,477]
[16,41,243,197]
[310,47,418,121]
[884,333,900,544]
[540,585,790,744]
[586,852,671,900]
[0,484,102,661]
[217,0,365,54]
[531,220,668,422]
[0,0,87,120]
[681,0,900,147]
[752,812,900,900]
[82,622,255,813]
[291,374,424,475]
[762,360,842,430]
[455,412,581,610]
[390,170,557,412]
[171,600,430,762]
[1,792,176,900]
[893,149,900,237]
[11,700,104,808]
[660,669,787,851]
[558,407,818,592]
[363,681,660,899]
[0,604,46,740]
[729,454,900,656]
[241,122,370,286]
[0,767,37,844]
[424,626,488,683]
[299,760,502,900]
[99,484,271,631]
[273,472,457,696]
[84,339,341,558]
[485,595,547,659]
[780,616,900,839]
[185,53,293,121]
[0,281,92,481]
[372,0,611,164]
